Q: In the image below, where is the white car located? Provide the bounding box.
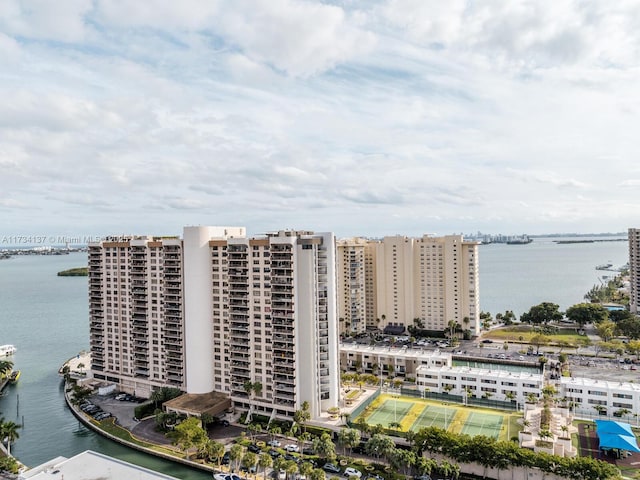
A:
[268,439,282,447]
[214,475,242,480]
[284,444,299,452]
[343,467,362,478]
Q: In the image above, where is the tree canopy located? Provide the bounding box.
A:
[565,303,608,326]
[520,302,564,325]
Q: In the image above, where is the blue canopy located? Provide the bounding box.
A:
[596,420,640,452]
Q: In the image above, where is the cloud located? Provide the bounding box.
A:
[0,0,92,42]
[0,1,638,237]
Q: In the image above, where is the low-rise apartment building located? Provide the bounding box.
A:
[340,343,451,378]
[561,377,640,418]
[415,365,544,404]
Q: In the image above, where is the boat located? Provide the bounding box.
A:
[596,263,613,270]
[0,345,16,356]
[506,236,533,245]
[8,370,20,383]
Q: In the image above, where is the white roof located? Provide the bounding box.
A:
[416,365,544,381]
[340,343,452,362]
[561,376,640,392]
[20,450,180,480]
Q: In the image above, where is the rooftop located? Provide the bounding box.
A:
[19,450,179,480]
[340,343,452,361]
[163,390,231,417]
[416,365,544,380]
[561,376,640,392]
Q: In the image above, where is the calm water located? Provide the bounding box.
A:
[479,236,628,317]
[0,253,210,479]
[0,236,630,476]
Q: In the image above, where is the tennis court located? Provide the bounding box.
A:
[409,404,455,431]
[357,393,517,440]
[365,399,414,427]
[460,411,504,439]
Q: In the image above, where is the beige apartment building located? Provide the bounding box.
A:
[88,227,340,421]
[629,228,640,314]
[89,235,187,398]
[337,235,480,337]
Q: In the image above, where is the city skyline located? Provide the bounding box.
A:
[2,2,640,237]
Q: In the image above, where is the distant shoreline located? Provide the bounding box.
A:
[554,238,627,244]
[57,267,88,276]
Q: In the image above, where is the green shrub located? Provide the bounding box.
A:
[134,402,156,419]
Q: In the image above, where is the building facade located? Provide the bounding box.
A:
[629,228,640,314]
[336,235,480,336]
[415,365,544,404]
[89,227,339,421]
[340,343,451,378]
[561,376,640,418]
[89,235,188,398]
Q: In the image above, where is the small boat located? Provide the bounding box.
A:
[0,345,16,356]
[8,370,20,383]
[596,263,613,270]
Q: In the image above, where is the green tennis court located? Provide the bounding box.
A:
[366,399,413,427]
[410,404,454,431]
[460,411,504,439]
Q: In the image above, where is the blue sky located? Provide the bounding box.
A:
[1,0,639,240]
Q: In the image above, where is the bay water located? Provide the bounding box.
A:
[0,235,630,477]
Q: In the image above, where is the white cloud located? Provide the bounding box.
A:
[0,0,92,42]
[0,1,638,236]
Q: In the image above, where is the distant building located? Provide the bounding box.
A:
[336,235,480,336]
[629,228,640,313]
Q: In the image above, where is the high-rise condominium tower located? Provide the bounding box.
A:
[629,228,640,314]
[336,234,480,336]
[88,227,339,421]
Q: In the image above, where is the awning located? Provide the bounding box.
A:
[595,420,640,452]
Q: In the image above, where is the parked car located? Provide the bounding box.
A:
[221,452,230,465]
[248,443,261,453]
[115,393,127,400]
[323,464,341,474]
[344,467,362,478]
[268,449,281,458]
[302,447,315,455]
[214,475,242,480]
[284,444,300,453]
[268,439,282,447]
[482,339,493,344]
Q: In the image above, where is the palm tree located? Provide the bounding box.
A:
[210,440,225,468]
[1,420,21,455]
[258,453,273,480]
[0,360,13,378]
[77,362,85,374]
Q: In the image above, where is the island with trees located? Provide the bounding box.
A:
[57,267,88,277]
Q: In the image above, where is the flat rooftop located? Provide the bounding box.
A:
[163,390,231,416]
[340,343,452,361]
[19,450,179,480]
[561,376,640,392]
[416,365,544,380]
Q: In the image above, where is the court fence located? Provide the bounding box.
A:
[400,386,519,411]
[349,387,382,421]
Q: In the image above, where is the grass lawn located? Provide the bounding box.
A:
[484,327,585,346]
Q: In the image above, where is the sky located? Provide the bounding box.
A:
[1,0,640,241]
